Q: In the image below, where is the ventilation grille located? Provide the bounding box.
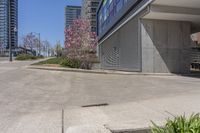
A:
[103,47,120,68]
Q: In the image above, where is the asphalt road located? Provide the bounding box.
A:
[0,60,200,133]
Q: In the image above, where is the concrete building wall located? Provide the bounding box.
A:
[100,14,141,71]
[141,19,191,73]
[97,0,199,73]
[100,14,191,73]
[192,24,200,33]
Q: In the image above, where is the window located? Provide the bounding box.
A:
[98,0,129,34]
[116,0,123,12]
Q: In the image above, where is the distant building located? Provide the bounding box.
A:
[65,5,82,29]
[0,0,18,49]
[191,32,200,71]
[81,0,100,32]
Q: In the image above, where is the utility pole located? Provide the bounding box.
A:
[8,0,12,62]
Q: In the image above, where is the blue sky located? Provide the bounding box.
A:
[19,0,82,46]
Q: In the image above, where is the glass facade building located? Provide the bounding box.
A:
[0,0,8,49]
[97,0,145,38]
[0,0,18,49]
[98,0,128,34]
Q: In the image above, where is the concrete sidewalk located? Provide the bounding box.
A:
[0,111,62,133]
[4,92,199,133]
[1,60,200,133]
[64,93,200,133]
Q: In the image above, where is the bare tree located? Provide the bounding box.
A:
[22,33,38,54]
[34,38,42,56]
[42,40,51,57]
[55,41,62,57]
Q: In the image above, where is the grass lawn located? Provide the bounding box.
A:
[32,57,80,68]
[32,58,63,66]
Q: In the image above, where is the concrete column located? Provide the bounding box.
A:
[141,19,191,74]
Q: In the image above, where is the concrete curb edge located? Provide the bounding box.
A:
[26,65,179,76]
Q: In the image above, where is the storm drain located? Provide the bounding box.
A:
[81,103,109,108]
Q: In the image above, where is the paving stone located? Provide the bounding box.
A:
[5,111,61,133]
[64,108,110,131]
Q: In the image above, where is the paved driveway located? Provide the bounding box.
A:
[0,57,9,62]
[0,61,200,132]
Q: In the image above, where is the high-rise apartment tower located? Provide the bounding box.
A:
[0,0,18,49]
[82,0,100,32]
[65,5,81,29]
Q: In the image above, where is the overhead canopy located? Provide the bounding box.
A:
[153,0,200,8]
[143,0,200,24]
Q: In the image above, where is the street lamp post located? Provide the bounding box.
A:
[8,0,12,62]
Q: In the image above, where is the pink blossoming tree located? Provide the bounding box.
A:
[64,19,98,60]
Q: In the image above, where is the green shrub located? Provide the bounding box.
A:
[33,57,94,69]
[16,54,35,60]
[60,58,81,68]
[151,114,200,133]
[33,57,82,68]
[16,54,40,60]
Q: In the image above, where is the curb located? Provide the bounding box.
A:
[111,128,151,133]
[27,66,108,74]
[105,125,151,133]
[27,65,178,76]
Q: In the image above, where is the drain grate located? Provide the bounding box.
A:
[82,103,109,108]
